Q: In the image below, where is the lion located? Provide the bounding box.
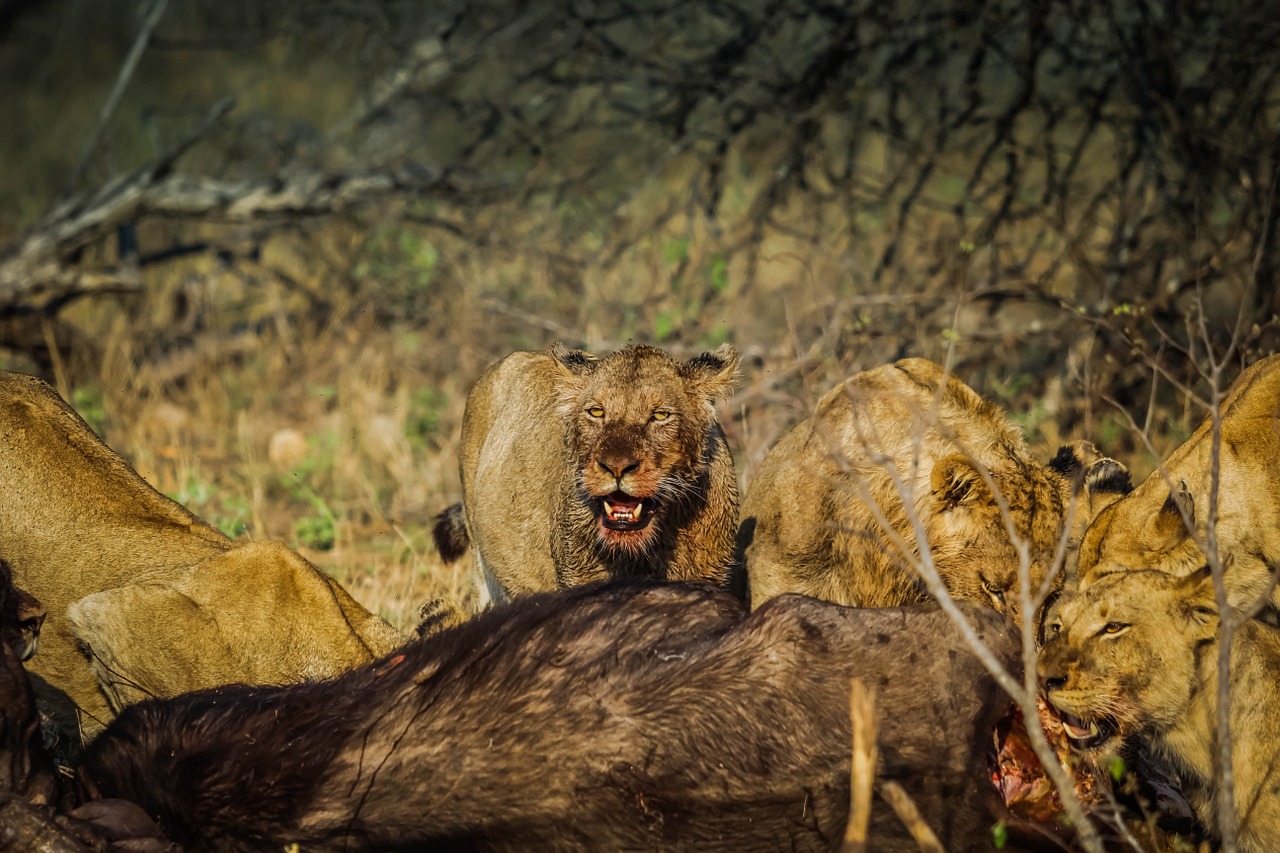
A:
[1039,568,1280,851]
[739,358,1131,626]
[433,342,740,607]
[0,370,406,740]
[1076,354,1280,611]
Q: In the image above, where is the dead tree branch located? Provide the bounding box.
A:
[0,95,452,314]
[69,0,170,191]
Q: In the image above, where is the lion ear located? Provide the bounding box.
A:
[1176,566,1219,640]
[548,342,600,377]
[931,454,993,510]
[1049,442,1132,536]
[1153,479,1195,546]
[679,343,740,401]
[1048,440,1133,499]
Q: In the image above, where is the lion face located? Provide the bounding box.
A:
[1038,569,1217,756]
[554,343,738,554]
[743,358,1132,622]
[926,462,1069,626]
[927,443,1132,628]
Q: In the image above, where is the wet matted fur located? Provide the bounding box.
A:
[434,342,741,607]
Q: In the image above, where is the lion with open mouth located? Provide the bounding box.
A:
[1039,568,1280,850]
[435,342,740,608]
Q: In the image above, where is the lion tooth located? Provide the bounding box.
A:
[632,501,642,519]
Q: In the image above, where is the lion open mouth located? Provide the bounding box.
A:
[1047,704,1118,751]
[601,493,657,531]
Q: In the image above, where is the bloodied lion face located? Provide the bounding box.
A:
[557,343,738,554]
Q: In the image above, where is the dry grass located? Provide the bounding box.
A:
[2,204,1208,632]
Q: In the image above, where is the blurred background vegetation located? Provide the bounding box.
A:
[0,0,1276,624]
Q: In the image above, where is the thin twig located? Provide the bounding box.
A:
[841,678,877,853]
[1206,350,1238,851]
[69,0,171,191]
[880,782,946,853]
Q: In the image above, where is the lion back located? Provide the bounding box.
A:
[0,371,406,741]
[742,359,1127,621]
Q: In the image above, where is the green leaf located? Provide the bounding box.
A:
[294,514,336,551]
[991,821,1008,849]
[709,253,729,293]
[70,386,108,437]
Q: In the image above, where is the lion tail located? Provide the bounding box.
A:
[432,503,470,564]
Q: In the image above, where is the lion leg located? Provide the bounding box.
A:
[470,552,510,612]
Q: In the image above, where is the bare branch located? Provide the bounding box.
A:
[69,0,170,191]
[1,158,447,311]
[879,782,946,853]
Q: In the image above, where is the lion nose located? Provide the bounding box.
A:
[598,456,640,480]
[1036,653,1069,692]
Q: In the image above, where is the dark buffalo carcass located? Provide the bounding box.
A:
[81,581,1049,852]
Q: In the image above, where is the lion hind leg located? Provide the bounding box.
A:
[468,546,518,613]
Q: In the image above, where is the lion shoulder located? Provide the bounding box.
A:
[66,540,405,713]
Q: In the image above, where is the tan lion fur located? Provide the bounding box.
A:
[65,541,406,712]
[435,342,740,607]
[740,358,1129,625]
[1076,354,1280,611]
[1040,569,1280,852]
[0,371,405,740]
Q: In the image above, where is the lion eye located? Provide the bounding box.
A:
[1101,621,1129,637]
[587,406,605,419]
[651,410,671,422]
[980,578,1005,605]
